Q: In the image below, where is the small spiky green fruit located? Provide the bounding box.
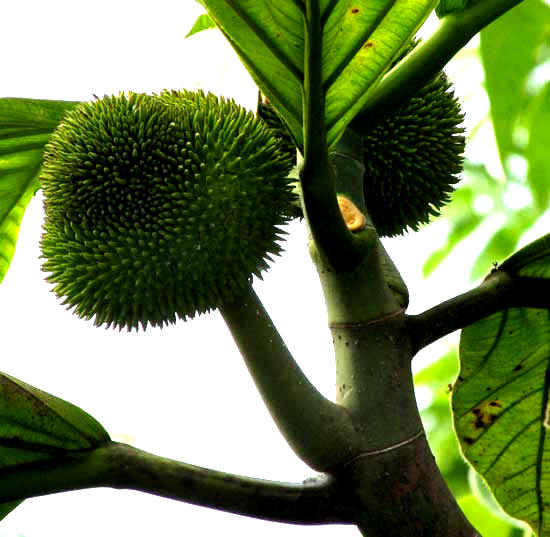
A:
[361,71,465,237]
[40,91,294,330]
[256,51,465,238]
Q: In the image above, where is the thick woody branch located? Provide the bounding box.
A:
[219,284,360,471]
[408,270,550,354]
[0,442,354,525]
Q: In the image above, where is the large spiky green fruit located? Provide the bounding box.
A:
[361,70,465,237]
[40,90,294,330]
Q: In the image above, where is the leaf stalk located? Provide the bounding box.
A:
[408,269,550,354]
[300,0,364,272]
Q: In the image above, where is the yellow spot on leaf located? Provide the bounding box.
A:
[471,400,503,430]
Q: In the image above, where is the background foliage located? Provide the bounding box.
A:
[415,2,549,535]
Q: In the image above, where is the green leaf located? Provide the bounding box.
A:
[0,372,110,451]
[185,13,217,38]
[321,0,436,146]
[201,1,305,148]
[500,233,550,276]
[0,98,78,284]
[527,84,550,211]
[201,0,436,149]
[469,468,531,532]
[459,493,526,536]
[454,307,550,535]
[480,0,550,165]
[454,236,550,535]
[0,371,110,520]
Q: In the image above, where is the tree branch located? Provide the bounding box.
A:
[0,442,354,525]
[408,269,550,354]
[219,284,360,471]
[349,0,525,131]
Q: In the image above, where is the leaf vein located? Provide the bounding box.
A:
[225,1,304,81]
[483,417,539,476]
[322,0,398,91]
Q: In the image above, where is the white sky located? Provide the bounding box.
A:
[0,1,501,536]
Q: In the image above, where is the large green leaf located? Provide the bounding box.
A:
[0,98,78,284]
[453,236,550,535]
[201,0,436,149]
[480,0,550,165]
[0,371,110,520]
[500,233,550,276]
[454,307,550,535]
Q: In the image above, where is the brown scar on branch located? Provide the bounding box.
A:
[337,195,366,232]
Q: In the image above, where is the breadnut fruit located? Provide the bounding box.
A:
[40,90,294,330]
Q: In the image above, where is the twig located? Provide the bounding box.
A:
[408,269,550,354]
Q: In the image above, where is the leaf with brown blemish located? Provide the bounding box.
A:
[453,307,550,535]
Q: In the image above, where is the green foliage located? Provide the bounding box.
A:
[0,372,110,449]
[469,208,540,279]
[500,233,550,275]
[185,12,216,37]
[480,0,549,170]
[40,91,294,330]
[422,183,484,276]
[0,98,78,284]
[0,371,110,520]
[415,351,529,535]
[423,0,550,279]
[200,0,437,149]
